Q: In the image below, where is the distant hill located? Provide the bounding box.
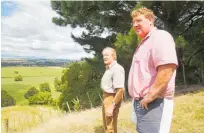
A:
[1,53,47,59]
[1,58,73,67]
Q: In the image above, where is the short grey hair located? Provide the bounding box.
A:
[102,47,117,60]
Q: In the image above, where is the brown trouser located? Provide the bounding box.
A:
[102,92,121,133]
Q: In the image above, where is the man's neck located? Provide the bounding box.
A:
[106,60,117,69]
[142,26,156,40]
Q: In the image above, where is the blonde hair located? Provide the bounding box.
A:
[131,7,155,21]
[102,47,117,60]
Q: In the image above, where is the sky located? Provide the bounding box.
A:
[1,0,94,60]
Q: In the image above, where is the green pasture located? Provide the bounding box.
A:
[1,67,64,105]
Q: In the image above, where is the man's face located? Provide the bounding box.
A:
[132,15,153,39]
[102,49,115,66]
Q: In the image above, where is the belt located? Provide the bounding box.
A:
[136,97,163,101]
[103,91,116,98]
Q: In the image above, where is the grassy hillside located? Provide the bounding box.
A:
[1,67,64,105]
[1,106,63,133]
[1,67,63,78]
[15,89,203,133]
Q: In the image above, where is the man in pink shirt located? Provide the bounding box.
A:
[128,7,178,133]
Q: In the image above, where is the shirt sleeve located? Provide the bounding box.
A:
[152,30,178,69]
[113,66,125,89]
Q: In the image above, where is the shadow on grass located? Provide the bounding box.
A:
[94,125,104,133]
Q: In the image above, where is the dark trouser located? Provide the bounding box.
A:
[134,98,173,133]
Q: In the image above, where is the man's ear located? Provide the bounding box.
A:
[147,18,153,26]
[112,54,116,60]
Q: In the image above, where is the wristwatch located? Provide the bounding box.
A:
[112,101,116,106]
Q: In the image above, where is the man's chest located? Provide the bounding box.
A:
[133,39,153,63]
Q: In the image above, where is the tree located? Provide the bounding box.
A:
[141,1,204,35]
[28,92,53,105]
[14,74,23,81]
[54,77,62,92]
[59,61,102,111]
[141,1,204,84]
[113,28,138,98]
[24,86,39,99]
[39,82,51,92]
[51,1,204,62]
[14,71,18,74]
[51,1,137,55]
[1,90,16,107]
[51,1,136,33]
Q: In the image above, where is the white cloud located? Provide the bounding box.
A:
[1,1,93,60]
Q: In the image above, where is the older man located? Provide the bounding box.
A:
[128,7,178,133]
[101,47,125,133]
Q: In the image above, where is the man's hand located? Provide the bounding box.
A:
[140,64,177,110]
[106,104,115,117]
[140,94,154,110]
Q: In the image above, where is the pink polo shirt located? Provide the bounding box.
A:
[128,27,178,100]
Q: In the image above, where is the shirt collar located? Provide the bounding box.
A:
[138,27,157,46]
[143,27,157,40]
[106,60,117,69]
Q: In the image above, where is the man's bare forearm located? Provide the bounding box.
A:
[148,64,177,100]
[113,88,124,105]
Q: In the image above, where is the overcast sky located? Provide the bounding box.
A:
[1,0,94,60]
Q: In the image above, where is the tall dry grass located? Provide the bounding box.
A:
[2,89,204,133]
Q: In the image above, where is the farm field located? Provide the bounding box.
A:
[1,67,64,105]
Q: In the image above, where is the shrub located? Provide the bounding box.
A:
[24,86,39,99]
[51,98,60,107]
[72,97,81,111]
[14,75,23,81]
[28,92,53,105]
[54,77,62,92]
[14,71,19,74]
[1,90,16,107]
[39,82,51,92]
[58,61,102,111]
